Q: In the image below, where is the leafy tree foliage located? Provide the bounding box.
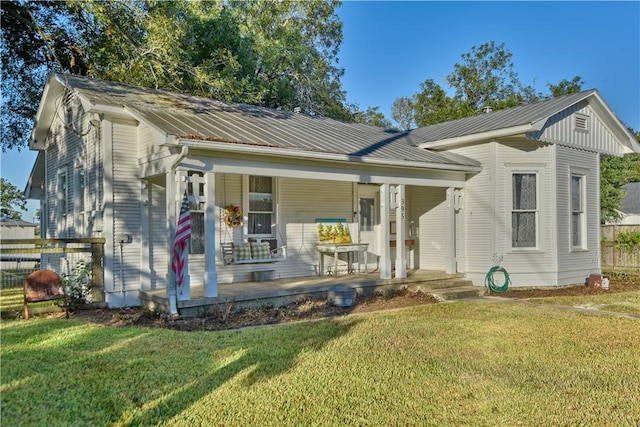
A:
[351,105,392,128]
[397,42,590,128]
[0,178,27,219]
[600,153,640,223]
[391,96,414,131]
[2,0,352,151]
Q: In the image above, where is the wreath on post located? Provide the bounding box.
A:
[224,205,243,227]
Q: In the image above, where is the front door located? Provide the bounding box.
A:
[357,184,379,272]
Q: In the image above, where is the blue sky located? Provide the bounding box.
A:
[2,1,639,221]
[337,1,640,129]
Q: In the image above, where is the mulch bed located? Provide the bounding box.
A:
[49,275,640,331]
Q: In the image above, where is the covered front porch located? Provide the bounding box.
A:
[139,269,478,318]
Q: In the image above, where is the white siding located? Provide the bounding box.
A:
[149,181,167,289]
[450,144,494,280]
[494,141,557,286]
[110,120,142,294]
[556,145,600,284]
[532,103,624,156]
[407,186,448,270]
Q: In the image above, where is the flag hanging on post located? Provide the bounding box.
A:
[172,191,191,291]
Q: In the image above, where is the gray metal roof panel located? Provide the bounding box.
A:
[60,74,479,168]
[410,90,597,144]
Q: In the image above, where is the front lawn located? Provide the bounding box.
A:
[2,302,639,426]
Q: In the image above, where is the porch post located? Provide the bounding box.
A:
[445,187,456,274]
[176,171,191,302]
[395,184,407,279]
[204,171,218,297]
[379,184,392,279]
[166,172,178,314]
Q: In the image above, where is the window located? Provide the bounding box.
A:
[359,197,375,231]
[248,176,273,236]
[57,167,68,237]
[571,174,585,248]
[187,171,205,255]
[512,173,537,248]
[77,168,85,212]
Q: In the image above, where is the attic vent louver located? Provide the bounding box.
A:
[574,113,589,131]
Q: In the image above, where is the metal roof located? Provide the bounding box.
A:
[57,74,480,170]
[621,183,640,214]
[409,90,598,144]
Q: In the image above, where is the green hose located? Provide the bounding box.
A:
[485,266,510,292]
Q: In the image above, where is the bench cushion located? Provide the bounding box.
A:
[233,243,252,261]
[250,241,271,260]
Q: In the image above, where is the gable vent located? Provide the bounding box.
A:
[574,113,589,131]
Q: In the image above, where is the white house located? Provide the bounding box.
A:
[25,74,639,309]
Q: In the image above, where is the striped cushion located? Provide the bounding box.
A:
[233,243,252,261]
[250,241,272,260]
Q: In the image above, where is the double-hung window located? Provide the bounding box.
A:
[512,172,537,248]
[247,176,274,237]
[187,171,205,255]
[571,173,586,249]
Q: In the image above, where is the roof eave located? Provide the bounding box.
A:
[417,123,536,150]
[177,138,482,173]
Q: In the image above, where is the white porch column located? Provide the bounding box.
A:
[176,171,191,302]
[445,187,457,274]
[166,171,178,314]
[379,184,392,279]
[395,184,407,279]
[204,171,218,297]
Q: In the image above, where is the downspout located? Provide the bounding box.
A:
[168,145,188,315]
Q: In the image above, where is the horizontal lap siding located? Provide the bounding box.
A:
[556,145,600,284]
[495,142,556,286]
[111,120,142,292]
[450,145,493,280]
[150,182,167,289]
[279,178,353,279]
[408,186,447,270]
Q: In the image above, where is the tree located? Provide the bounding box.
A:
[391,97,415,130]
[351,106,392,128]
[0,178,27,219]
[600,153,640,223]
[548,76,584,97]
[1,0,351,151]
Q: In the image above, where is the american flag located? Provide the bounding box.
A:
[171,191,191,290]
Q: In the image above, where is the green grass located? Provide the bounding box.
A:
[529,290,640,315]
[2,302,639,426]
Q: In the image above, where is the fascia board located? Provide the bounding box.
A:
[417,123,535,150]
[179,138,482,173]
[29,75,65,150]
[588,92,640,153]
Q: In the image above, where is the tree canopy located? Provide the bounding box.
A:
[0,178,27,219]
[1,0,354,152]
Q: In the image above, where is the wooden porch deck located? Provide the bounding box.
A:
[139,269,474,317]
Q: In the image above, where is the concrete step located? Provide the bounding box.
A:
[428,286,484,301]
[404,278,474,292]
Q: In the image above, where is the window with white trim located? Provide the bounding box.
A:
[571,174,586,248]
[512,173,537,248]
[187,171,205,255]
[57,167,68,237]
[247,175,274,237]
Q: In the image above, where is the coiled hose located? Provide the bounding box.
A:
[485,266,510,292]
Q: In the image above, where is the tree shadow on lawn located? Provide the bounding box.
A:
[1,316,359,426]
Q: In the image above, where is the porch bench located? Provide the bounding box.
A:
[222,241,286,265]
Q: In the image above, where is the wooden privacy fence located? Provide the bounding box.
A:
[0,238,105,303]
[601,225,640,272]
